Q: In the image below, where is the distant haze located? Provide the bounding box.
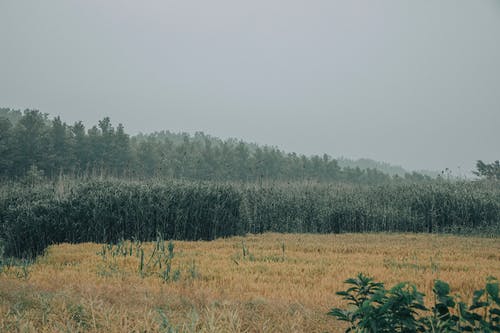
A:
[1,0,499,175]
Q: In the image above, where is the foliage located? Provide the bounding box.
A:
[0,179,242,257]
[329,274,500,332]
[22,164,45,187]
[0,179,499,258]
[0,108,433,184]
[475,160,500,181]
[0,253,32,280]
[97,235,185,282]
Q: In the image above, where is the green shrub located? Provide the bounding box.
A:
[329,273,500,332]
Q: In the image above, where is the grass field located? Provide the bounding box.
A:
[1,233,499,332]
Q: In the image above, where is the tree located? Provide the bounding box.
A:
[48,116,72,175]
[474,160,500,181]
[11,110,50,176]
[0,117,13,176]
[0,108,23,125]
[112,123,131,175]
[71,121,89,172]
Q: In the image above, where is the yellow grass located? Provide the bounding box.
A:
[1,233,499,332]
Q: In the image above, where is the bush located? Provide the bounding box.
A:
[328,273,500,332]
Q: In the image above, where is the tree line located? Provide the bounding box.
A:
[0,108,441,183]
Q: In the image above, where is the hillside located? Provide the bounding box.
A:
[0,108,433,183]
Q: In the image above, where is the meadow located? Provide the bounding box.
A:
[1,233,499,332]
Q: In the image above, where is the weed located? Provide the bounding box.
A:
[157,309,178,333]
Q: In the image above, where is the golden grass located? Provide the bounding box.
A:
[1,233,499,332]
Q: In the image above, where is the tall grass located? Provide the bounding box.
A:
[0,179,499,257]
[0,179,241,257]
[241,181,500,235]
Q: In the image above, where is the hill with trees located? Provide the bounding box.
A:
[0,108,442,184]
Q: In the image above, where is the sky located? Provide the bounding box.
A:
[1,0,499,175]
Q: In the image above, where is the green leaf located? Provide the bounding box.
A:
[327,308,351,322]
[470,301,489,310]
[435,303,451,320]
[413,303,427,311]
[486,281,500,304]
[434,280,450,297]
[473,289,485,303]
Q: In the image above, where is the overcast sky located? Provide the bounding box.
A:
[1,0,499,174]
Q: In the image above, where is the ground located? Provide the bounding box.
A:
[1,233,499,332]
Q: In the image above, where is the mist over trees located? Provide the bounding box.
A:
[0,108,438,183]
[474,160,500,181]
[336,157,440,178]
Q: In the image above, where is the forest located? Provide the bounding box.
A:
[0,108,434,183]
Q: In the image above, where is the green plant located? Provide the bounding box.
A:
[328,274,500,333]
[188,260,199,279]
[423,277,500,332]
[242,241,248,258]
[139,248,144,275]
[157,309,178,333]
[22,165,45,187]
[0,257,32,279]
[328,273,424,333]
[1,179,500,259]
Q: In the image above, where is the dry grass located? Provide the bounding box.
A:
[1,233,499,332]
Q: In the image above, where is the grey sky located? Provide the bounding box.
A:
[1,0,499,174]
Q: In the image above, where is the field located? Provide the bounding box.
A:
[1,233,499,332]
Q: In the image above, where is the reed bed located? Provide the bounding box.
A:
[1,179,499,257]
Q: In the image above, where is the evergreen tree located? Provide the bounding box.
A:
[48,116,72,175]
[11,110,50,175]
[0,117,13,176]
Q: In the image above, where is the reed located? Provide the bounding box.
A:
[0,179,499,258]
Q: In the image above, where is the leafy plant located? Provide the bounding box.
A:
[329,274,500,332]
